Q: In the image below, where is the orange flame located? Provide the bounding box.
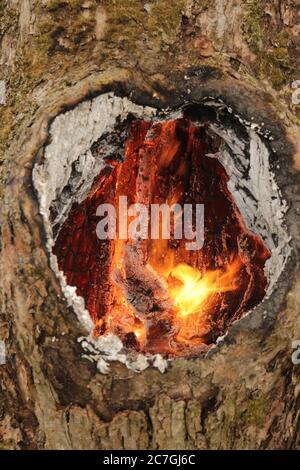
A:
[168,258,242,319]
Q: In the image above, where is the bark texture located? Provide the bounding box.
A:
[0,0,300,450]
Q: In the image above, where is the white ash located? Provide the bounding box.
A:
[33,92,156,234]
[78,334,168,374]
[209,123,291,295]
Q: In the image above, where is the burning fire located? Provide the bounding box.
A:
[53,118,270,357]
[168,258,242,319]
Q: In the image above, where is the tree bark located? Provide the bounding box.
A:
[1,0,300,450]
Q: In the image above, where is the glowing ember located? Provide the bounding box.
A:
[53,118,270,357]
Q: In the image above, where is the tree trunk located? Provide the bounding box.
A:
[1,0,300,450]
